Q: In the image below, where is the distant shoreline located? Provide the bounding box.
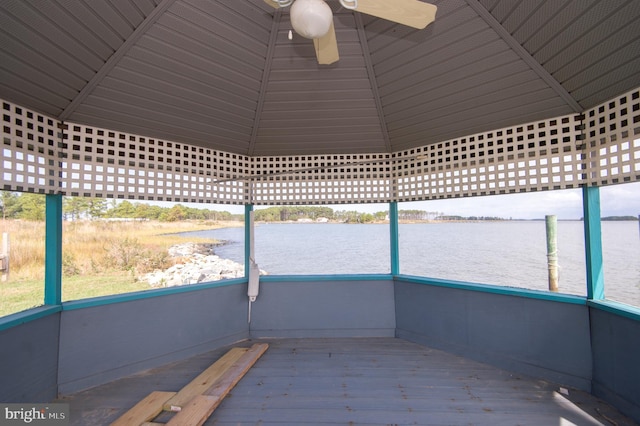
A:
[251,216,638,225]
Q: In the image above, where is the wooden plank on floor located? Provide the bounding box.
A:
[165,395,219,426]
[163,347,248,411]
[110,391,176,426]
[204,343,269,398]
[166,343,269,426]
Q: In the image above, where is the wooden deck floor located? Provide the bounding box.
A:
[58,337,636,425]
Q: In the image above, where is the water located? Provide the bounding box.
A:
[194,223,390,274]
[183,221,640,307]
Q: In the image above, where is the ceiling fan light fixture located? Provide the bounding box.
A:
[339,0,357,10]
[290,0,333,39]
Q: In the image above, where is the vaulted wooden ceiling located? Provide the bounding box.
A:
[1,0,639,156]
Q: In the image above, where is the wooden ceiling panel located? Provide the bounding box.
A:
[391,97,572,152]
[389,83,564,139]
[108,57,258,111]
[384,66,546,127]
[0,71,68,115]
[82,1,143,39]
[81,90,252,138]
[156,13,267,68]
[70,102,252,154]
[569,56,640,107]
[251,132,387,156]
[132,0,160,16]
[509,1,569,44]
[0,3,103,82]
[484,0,640,109]
[366,3,480,67]
[96,77,256,129]
[377,33,510,103]
[1,0,639,156]
[132,36,261,90]
[167,1,271,55]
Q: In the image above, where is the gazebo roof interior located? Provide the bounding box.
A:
[1,0,639,157]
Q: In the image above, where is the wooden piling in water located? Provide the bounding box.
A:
[545,215,558,292]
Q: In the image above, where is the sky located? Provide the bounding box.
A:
[172,181,640,221]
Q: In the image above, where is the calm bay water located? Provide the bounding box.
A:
[184,221,640,307]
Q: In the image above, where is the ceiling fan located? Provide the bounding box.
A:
[264,0,437,65]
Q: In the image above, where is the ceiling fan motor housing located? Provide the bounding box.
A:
[290,0,333,39]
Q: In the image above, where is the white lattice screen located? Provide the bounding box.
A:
[2,101,59,193]
[250,154,393,205]
[2,87,639,204]
[61,123,250,205]
[394,114,586,201]
[583,88,640,186]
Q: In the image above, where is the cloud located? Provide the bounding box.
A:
[600,182,640,217]
[398,182,640,220]
[397,189,580,220]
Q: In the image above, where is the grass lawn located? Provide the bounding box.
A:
[0,219,243,317]
[0,277,45,316]
[63,272,152,302]
[0,272,154,317]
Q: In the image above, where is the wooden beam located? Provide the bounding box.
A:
[166,343,269,426]
[112,343,269,426]
[165,395,219,426]
[110,391,176,426]
[248,9,282,156]
[163,347,248,411]
[204,343,269,398]
[464,0,582,112]
[354,13,392,153]
[59,0,178,120]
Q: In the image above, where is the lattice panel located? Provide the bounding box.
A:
[3,87,640,205]
[61,123,250,204]
[394,114,585,201]
[250,154,393,205]
[583,88,640,186]
[1,101,60,193]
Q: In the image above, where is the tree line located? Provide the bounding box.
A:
[1,191,510,223]
[252,206,388,223]
[251,207,502,223]
[0,192,240,222]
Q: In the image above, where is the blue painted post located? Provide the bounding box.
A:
[582,186,604,300]
[390,201,400,275]
[45,194,63,305]
[244,204,253,279]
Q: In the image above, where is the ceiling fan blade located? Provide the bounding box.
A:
[313,20,339,64]
[353,0,437,29]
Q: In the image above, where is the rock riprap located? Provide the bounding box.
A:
[142,242,259,287]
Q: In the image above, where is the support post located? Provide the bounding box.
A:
[582,186,604,300]
[389,201,400,275]
[45,194,63,305]
[244,204,254,279]
[545,215,558,292]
